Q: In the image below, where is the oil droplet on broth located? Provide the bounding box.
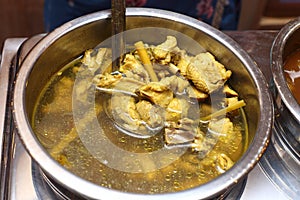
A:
[119,136,126,143]
[197,171,206,180]
[165,174,171,181]
[186,172,193,179]
[173,180,181,189]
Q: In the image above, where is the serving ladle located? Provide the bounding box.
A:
[97,1,165,139]
[99,86,165,139]
[111,0,126,71]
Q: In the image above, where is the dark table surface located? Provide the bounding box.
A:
[225,30,278,83]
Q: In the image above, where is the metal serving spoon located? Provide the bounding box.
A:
[111,0,126,71]
[97,4,165,139]
[102,96,165,139]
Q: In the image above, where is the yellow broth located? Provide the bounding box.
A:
[33,57,248,194]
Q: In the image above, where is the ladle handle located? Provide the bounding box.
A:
[111,0,126,71]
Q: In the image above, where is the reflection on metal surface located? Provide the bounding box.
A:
[0,38,26,200]
[10,135,38,200]
[259,126,300,199]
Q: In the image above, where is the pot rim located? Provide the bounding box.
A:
[13,8,273,199]
[271,17,300,124]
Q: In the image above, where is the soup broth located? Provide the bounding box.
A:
[284,49,300,104]
[33,37,248,194]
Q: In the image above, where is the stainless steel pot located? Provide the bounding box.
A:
[270,17,300,171]
[259,17,300,199]
[13,8,273,199]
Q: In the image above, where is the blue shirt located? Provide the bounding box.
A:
[44,0,241,32]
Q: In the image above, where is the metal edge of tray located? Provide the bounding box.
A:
[259,125,300,200]
[8,34,47,200]
[0,38,27,200]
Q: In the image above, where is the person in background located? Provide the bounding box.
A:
[44,0,241,32]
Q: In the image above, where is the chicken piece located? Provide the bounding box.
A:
[164,118,199,145]
[177,54,192,76]
[170,47,189,64]
[186,52,232,94]
[159,75,190,95]
[135,82,173,108]
[110,94,141,131]
[209,114,243,158]
[135,100,153,122]
[208,118,233,136]
[110,95,165,134]
[191,118,234,158]
[152,36,177,62]
[93,73,123,88]
[82,48,111,74]
[215,153,234,173]
[225,97,239,107]
[157,69,171,79]
[223,84,238,97]
[191,129,219,158]
[186,85,208,101]
[165,98,190,122]
[120,54,150,82]
[135,100,164,129]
